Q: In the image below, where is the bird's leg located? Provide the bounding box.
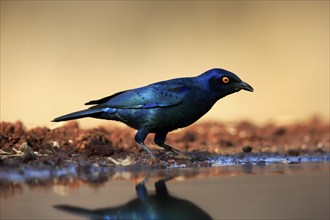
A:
[135,129,155,159]
[154,132,182,155]
[154,177,173,198]
[135,179,149,201]
[136,175,152,200]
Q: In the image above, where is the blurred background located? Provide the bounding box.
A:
[1,1,329,128]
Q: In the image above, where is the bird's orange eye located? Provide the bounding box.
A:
[222,76,230,84]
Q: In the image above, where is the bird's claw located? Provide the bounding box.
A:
[164,148,192,160]
[174,152,192,160]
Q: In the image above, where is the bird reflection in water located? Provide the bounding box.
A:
[54,177,212,220]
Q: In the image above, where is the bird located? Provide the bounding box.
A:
[54,177,212,220]
[52,68,253,158]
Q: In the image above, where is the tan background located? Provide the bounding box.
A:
[1,1,329,127]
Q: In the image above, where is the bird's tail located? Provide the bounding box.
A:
[53,205,103,219]
[52,108,104,122]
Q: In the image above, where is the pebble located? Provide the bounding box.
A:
[19,142,36,161]
[242,146,253,153]
[287,149,300,156]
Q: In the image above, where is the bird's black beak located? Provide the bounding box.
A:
[235,81,254,92]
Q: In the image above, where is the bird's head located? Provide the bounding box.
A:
[199,68,254,99]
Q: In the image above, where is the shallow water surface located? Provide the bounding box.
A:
[1,162,329,220]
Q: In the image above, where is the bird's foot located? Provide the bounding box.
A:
[172,152,192,160]
[138,143,156,160]
[161,144,181,154]
[168,147,182,155]
[161,145,192,160]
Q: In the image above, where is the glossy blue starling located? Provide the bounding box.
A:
[52,68,254,158]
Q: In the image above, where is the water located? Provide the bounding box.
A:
[1,162,329,220]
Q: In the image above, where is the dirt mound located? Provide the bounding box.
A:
[0,118,329,166]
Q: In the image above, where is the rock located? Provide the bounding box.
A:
[242,146,253,153]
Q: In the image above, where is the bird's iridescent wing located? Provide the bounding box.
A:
[85,82,191,109]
